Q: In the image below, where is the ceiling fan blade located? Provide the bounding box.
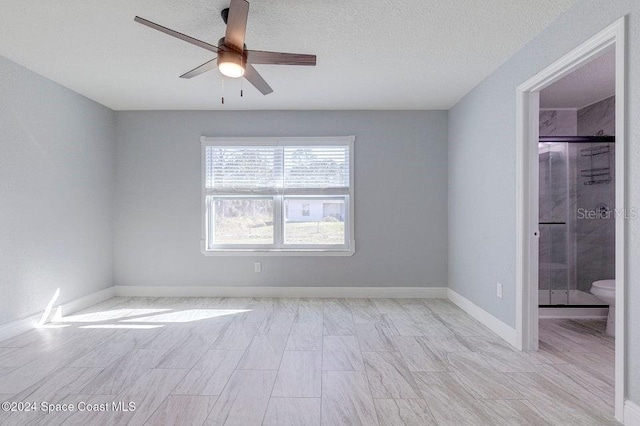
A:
[134,16,219,54]
[224,0,249,52]
[246,50,316,66]
[180,58,217,79]
[244,64,273,95]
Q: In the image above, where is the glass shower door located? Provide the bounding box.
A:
[538,143,569,305]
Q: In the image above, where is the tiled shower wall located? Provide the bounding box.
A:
[578,96,616,136]
[539,109,577,136]
[538,96,615,301]
[575,96,616,292]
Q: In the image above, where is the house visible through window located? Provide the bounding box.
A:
[202,136,354,254]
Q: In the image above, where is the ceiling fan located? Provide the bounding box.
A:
[134,0,316,96]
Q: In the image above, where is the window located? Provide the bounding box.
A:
[202,137,354,255]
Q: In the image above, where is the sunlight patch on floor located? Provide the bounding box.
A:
[35,323,71,329]
[80,324,164,329]
[120,309,251,323]
[57,308,172,323]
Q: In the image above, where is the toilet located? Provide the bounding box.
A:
[590,279,616,336]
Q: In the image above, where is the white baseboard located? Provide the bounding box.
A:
[58,287,116,317]
[447,289,517,348]
[114,285,447,299]
[625,400,640,426]
[0,286,116,343]
[0,312,42,344]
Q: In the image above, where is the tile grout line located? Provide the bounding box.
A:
[262,302,298,426]
[352,298,381,425]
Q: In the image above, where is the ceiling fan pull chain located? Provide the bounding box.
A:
[221,78,225,104]
[241,78,244,98]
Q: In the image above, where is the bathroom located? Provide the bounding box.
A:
[537,47,617,346]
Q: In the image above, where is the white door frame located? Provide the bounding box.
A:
[515,17,626,421]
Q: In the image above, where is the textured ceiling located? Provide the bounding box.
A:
[0,0,576,110]
[540,47,615,109]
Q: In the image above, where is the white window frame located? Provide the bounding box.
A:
[201,136,355,256]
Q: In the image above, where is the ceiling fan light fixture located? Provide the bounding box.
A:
[218,50,246,78]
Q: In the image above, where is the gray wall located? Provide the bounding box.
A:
[0,55,115,325]
[448,0,639,403]
[114,110,448,289]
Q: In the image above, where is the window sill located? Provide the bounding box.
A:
[201,245,355,257]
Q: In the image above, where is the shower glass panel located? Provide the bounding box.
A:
[538,142,569,305]
[538,136,614,307]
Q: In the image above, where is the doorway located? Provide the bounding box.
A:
[538,47,616,313]
[515,17,626,422]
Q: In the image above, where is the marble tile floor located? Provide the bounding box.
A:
[0,297,618,425]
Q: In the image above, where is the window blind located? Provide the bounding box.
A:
[205,144,350,192]
[283,146,350,189]
[205,146,282,191]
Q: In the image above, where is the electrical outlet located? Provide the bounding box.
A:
[496,283,503,299]
[254,262,262,273]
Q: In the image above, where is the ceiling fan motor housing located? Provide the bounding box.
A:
[217,37,246,77]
